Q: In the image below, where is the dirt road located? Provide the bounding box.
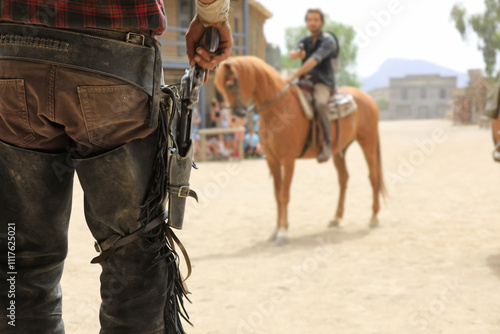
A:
[62,119,500,334]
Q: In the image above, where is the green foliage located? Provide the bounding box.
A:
[450,4,467,37]
[280,54,301,70]
[376,98,390,111]
[281,16,360,87]
[450,1,500,77]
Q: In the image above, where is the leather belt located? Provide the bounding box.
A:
[0,23,157,95]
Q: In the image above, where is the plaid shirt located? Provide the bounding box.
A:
[0,0,167,35]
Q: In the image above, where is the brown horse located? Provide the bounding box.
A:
[214,56,386,244]
[493,111,500,162]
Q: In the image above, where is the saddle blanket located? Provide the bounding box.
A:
[295,86,358,121]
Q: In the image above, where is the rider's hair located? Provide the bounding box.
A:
[305,8,324,23]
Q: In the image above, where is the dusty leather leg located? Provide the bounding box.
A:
[0,140,74,334]
[74,132,186,334]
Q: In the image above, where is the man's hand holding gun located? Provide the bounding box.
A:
[177,0,233,157]
[186,0,233,81]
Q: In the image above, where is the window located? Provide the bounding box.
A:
[440,89,447,99]
[177,0,195,56]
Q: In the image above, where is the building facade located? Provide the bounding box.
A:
[367,87,390,119]
[158,0,272,126]
[387,74,457,120]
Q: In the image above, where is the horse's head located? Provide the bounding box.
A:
[214,59,253,118]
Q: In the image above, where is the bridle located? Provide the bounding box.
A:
[225,75,291,117]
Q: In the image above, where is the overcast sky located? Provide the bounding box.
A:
[262,0,487,78]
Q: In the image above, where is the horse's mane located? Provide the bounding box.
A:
[220,56,286,94]
[230,56,282,81]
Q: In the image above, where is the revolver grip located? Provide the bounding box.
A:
[202,26,220,53]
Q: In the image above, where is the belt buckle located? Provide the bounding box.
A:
[178,186,190,198]
[126,32,145,46]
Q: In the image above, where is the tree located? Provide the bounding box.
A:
[450,1,500,78]
[376,98,389,111]
[281,17,360,87]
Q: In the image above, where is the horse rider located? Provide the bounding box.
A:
[287,8,339,162]
[0,1,232,333]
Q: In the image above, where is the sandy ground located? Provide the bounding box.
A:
[61,119,500,334]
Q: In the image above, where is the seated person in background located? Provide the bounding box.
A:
[228,110,247,159]
[244,129,261,157]
[207,99,228,160]
[220,102,236,157]
[209,99,224,128]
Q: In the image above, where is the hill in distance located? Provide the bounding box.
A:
[362,58,470,92]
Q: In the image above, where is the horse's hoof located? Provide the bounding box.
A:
[328,218,341,228]
[275,228,288,246]
[369,218,379,228]
[494,150,500,162]
[268,232,278,242]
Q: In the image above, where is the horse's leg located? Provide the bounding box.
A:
[276,159,295,245]
[359,139,381,228]
[330,152,348,227]
[266,157,282,241]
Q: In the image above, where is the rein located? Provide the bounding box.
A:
[229,83,291,115]
[248,83,291,113]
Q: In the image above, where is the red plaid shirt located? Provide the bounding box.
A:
[0,0,167,35]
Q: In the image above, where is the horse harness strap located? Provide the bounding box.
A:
[249,83,292,114]
[298,120,314,158]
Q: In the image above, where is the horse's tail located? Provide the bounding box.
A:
[376,135,388,200]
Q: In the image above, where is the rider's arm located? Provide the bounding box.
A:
[289,49,304,60]
[286,34,335,83]
[289,37,307,60]
[286,58,319,83]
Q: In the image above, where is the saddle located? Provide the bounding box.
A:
[295,79,358,121]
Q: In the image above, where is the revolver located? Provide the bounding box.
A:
[177,26,220,156]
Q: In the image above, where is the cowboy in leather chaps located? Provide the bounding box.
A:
[0,130,188,334]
